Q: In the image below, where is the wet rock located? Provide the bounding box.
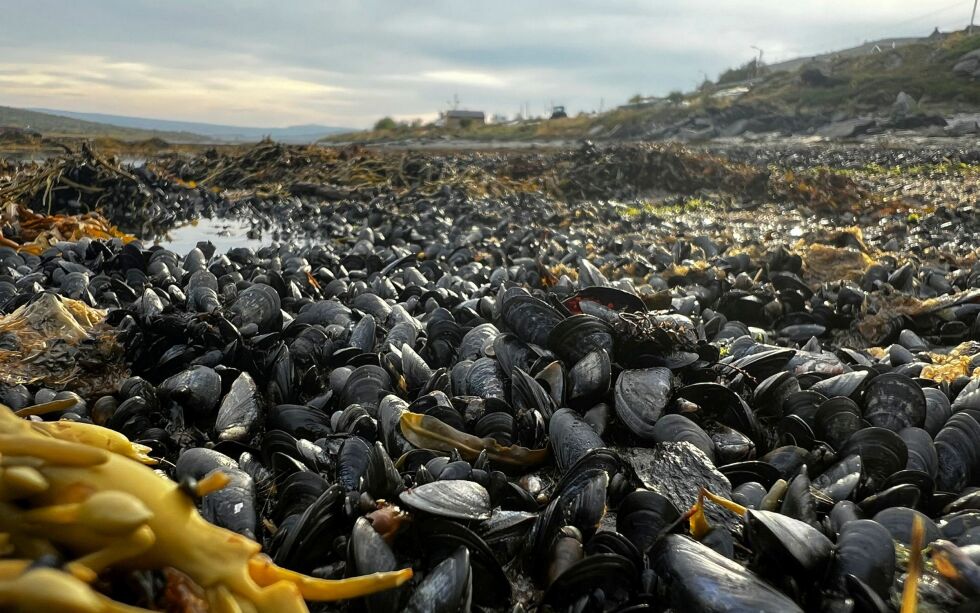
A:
[617,442,739,535]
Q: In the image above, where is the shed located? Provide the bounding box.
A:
[444,110,485,129]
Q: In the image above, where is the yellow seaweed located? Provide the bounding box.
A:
[0,403,412,612]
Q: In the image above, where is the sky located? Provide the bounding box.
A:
[0,1,973,128]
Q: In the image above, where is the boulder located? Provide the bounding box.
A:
[945,118,979,136]
[953,49,980,78]
[892,91,917,117]
[817,117,877,139]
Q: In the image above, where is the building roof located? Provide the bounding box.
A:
[445,110,485,119]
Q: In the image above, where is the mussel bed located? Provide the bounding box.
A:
[2,140,980,611]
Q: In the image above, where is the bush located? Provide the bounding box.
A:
[666,90,684,103]
[373,117,397,131]
[718,59,760,85]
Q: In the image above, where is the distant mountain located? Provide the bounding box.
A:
[31,108,352,143]
[0,105,209,142]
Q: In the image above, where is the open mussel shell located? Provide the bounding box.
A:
[399,480,492,521]
[653,535,804,613]
[214,371,262,442]
[563,285,646,315]
[861,372,926,432]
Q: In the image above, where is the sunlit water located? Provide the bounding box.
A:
[152,217,264,254]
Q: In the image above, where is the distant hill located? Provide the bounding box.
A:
[330,27,980,144]
[0,106,209,143]
[31,109,352,144]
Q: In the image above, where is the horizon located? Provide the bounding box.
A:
[0,1,974,129]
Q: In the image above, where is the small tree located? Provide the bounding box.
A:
[628,93,644,104]
[373,117,397,131]
[666,90,684,103]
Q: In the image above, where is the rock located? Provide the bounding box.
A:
[618,442,739,536]
[817,118,877,139]
[945,118,979,136]
[673,127,717,142]
[892,91,917,117]
[719,119,750,138]
[953,49,980,78]
[885,114,947,131]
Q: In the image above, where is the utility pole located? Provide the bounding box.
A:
[750,45,764,77]
[972,0,978,35]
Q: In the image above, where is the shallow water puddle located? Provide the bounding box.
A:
[153,216,263,253]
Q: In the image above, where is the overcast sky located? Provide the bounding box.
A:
[0,1,972,128]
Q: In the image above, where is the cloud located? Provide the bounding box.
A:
[420,70,507,88]
[0,1,970,127]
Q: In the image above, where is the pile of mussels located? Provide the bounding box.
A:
[6,172,980,612]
